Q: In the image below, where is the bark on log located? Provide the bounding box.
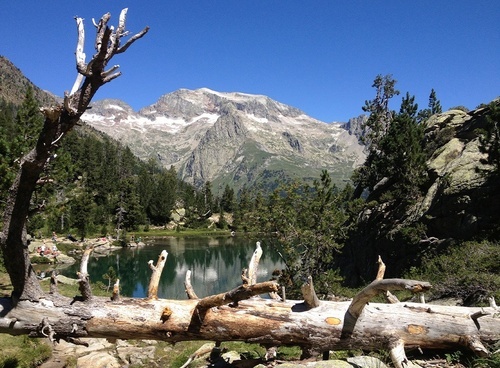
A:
[0,293,498,356]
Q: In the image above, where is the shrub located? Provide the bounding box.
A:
[406,240,500,305]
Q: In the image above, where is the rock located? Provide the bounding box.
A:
[55,275,78,285]
[347,356,389,368]
[306,361,354,367]
[77,351,121,368]
[116,344,156,365]
[53,253,76,264]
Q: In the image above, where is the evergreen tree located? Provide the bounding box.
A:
[353,74,400,197]
[220,184,235,212]
[12,86,43,159]
[148,168,177,225]
[417,88,443,123]
[361,74,400,149]
[70,188,94,241]
[263,172,346,298]
[202,181,214,215]
[377,93,427,199]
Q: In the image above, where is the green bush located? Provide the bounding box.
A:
[406,240,500,305]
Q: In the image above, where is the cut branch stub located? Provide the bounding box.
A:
[376,255,399,303]
[300,275,320,309]
[77,243,95,301]
[147,250,168,300]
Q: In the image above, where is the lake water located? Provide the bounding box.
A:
[61,236,284,300]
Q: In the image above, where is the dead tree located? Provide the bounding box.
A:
[0,8,148,302]
[0,10,498,368]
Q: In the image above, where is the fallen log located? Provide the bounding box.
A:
[0,287,498,358]
[1,244,499,368]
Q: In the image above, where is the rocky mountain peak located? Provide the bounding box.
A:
[82,88,365,194]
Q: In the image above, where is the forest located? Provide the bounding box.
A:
[0,9,499,367]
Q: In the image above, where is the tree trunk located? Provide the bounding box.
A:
[0,9,148,302]
[0,289,498,366]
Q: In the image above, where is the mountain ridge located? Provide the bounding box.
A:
[0,55,366,195]
[83,88,366,194]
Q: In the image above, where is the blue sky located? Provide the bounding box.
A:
[1,1,498,122]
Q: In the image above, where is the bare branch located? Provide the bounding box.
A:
[77,243,95,301]
[389,339,408,368]
[348,279,432,319]
[147,250,168,299]
[376,255,400,303]
[102,71,122,84]
[375,254,386,280]
[248,241,262,285]
[196,281,279,311]
[71,16,87,95]
[117,26,150,54]
[184,270,199,300]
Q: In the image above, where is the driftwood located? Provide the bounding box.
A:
[0,9,499,368]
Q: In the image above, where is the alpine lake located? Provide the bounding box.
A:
[56,236,284,299]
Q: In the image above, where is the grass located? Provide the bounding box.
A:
[0,335,52,368]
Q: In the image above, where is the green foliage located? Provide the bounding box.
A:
[361,74,400,149]
[406,240,500,305]
[220,184,235,212]
[417,88,443,123]
[11,86,43,159]
[102,266,118,292]
[262,170,348,298]
[355,85,427,202]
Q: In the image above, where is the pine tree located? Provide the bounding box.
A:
[417,88,442,123]
[12,86,43,159]
[361,74,400,149]
[220,184,235,212]
[353,74,400,197]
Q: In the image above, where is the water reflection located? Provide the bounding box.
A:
[61,237,284,300]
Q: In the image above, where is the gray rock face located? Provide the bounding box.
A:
[421,105,499,239]
[341,101,500,284]
[83,88,366,194]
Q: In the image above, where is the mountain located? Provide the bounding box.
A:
[0,56,58,106]
[83,88,366,194]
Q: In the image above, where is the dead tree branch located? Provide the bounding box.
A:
[0,9,148,302]
[147,250,168,300]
